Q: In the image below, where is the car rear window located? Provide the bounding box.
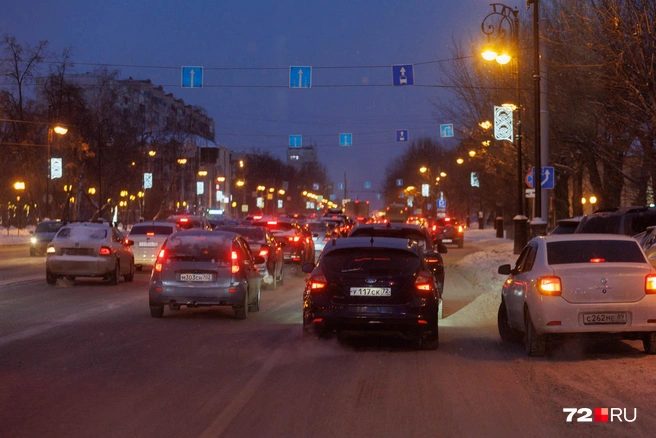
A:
[323,248,420,275]
[36,222,64,233]
[56,226,108,241]
[547,240,646,264]
[307,223,328,233]
[129,225,175,236]
[164,234,232,263]
[350,229,428,249]
[253,221,294,231]
[218,227,265,241]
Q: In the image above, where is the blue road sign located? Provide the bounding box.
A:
[396,129,408,142]
[437,199,447,209]
[181,66,203,88]
[289,135,302,148]
[440,124,454,138]
[338,183,345,190]
[329,194,335,201]
[339,133,352,147]
[364,181,371,189]
[529,166,555,189]
[396,179,403,187]
[392,65,414,86]
[312,183,320,190]
[289,66,312,88]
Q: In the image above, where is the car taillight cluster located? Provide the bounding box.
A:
[258,246,269,257]
[414,273,434,292]
[536,276,562,296]
[288,236,300,242]
[646,274,656,294]
[231,250,240,274]
[309,272,327,291]
[99,246,112,256]
[154,248,165,272]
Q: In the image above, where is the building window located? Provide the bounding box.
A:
[290,155,300,160]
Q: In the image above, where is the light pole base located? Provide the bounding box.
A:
[495,216,504,238]
[513,215,529,254]
[530,217,548,238]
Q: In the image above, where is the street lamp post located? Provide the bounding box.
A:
[481,3,529,252]
[46,124,68,218]
[13,181,25,232]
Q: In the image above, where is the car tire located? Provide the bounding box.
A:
[419,318,439,350]
[149,305,164,318]
[46,270,57,285]
[525,310,546,357]
[109,262,120,285]
[643,332,656,354]
[498,301,523,343]
[249,287,261,312]
[278,264,284,286]
[124,260,135,282]
[234,291,249,320]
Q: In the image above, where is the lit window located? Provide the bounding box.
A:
[290,155,300,160]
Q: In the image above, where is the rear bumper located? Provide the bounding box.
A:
[46,256,115,277]
[149,282,247,307]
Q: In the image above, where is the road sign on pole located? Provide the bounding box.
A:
[339,133,352,147]
[392,65,414,86]
[289,66,312,88]
[396,129,408,142]
[181,66,203,88]
[527,167,555,189]
[440,124,454,138]
[289,135,302,148]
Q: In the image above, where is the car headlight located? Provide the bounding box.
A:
[30,237,37,244]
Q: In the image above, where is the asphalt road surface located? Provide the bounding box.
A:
[1,243,655,437]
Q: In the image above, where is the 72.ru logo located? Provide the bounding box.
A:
[564,408,637,422]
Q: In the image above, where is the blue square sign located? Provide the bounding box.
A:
[392,65,414,86]
[181,66,203,88]
[339,133,352,147]
[440,124,454,138]
[289,66,312,88]
[289,135,302,148]
[396,129,408,142]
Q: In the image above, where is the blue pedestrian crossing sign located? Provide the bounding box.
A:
[392,64,414,86]
[440,124,454,138]
[289,135,302,148]
[339,133,352,147]
[289,66,312,88]
[181,66,203,88]
[396,129,408,142]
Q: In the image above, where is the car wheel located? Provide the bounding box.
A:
[136,265,143,271]
[124,260,135,282]
[234,291,249,320]
[109,262,120,285]
[278,264,284,286]
[149,305,164,318]
[524,310,546,357]
[249,287,261,312]
[419,318,439,350]
[498,300,523,343]
[46,270,57,285]
[643,332,656,354]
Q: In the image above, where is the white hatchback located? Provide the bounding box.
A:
[497,233,656,356]
[128,221,180,270]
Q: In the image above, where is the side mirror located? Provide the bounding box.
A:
[253,255,266,264]
[302,263,315,273]
[498,264,512,275]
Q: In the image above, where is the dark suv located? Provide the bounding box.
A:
[252,218,314,273]
[575,206,656,236]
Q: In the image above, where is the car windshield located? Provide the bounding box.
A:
[35,222,64,233]
[129,225,175,236]
[547,240,646,264]
[323,248,420,275]
[56,226,107,241]
[163,234,232,263]
[306,222,328,233]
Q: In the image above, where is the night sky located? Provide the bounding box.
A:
[3,0,497,210]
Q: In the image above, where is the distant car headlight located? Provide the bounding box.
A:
[30,237,37,244]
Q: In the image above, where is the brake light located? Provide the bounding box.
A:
[415,273,434,292]
[146,232,155,236]
[267,221,277,225]
[259,246,269,257]
[288,236,300,242]
[458,225,464,233]
[309,272,327,290]
[154,249,165,272]
[589,258,605,263]
[231,250,240,274]
[253,215,262,220]
[99,247,111,256]
[432,225,437,231]
[179,218,189,223]
[537,276,562,296]
[646,274,656,294]
[445,217,451,222]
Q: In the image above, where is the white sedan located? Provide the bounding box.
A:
[497,233,656,356]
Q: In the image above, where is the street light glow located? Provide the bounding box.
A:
[177,158,187,165]
[496,52,511,65]
[457,158,464,165]
[13,181,25,190]
[419,166,428,174]
[198,170,208,177]
[469,150,477,157]
[53,125,68,135]
[217,176,226,182]
[236,180,245,187]
[479,121,492,130]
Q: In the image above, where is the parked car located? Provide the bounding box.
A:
[215,225,284,289]
[302,237,439,350]
[637,225,656,268]
[497,233,656,356]
[45,222,135,285]
[166,215,212,230]
[251,218,314,273]
[148,230,264,319]
[29,220,65,256]
[575,206,656,236]
[549,216,583,235]
[348,222,447,299]
[430,216,464,248]
[127,221,180,270]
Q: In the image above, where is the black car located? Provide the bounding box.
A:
[251,218,314,274]
[575,206,656,236]
[30,220,66,256]
[430,216,464,248]
[348,222,447,299]
[301,237,439,350]
[549,216,583,235]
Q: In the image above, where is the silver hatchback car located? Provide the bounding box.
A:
[148,230,265,319]
[128,221,180,270]
[46,222,135,285]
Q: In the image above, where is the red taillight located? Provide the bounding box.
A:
[415,273,434,292]
[458,225,464,233]
[432,225,437,231]
[289,236,300,242]
[267,221,277,225]
[179,218,189,223]
[231,250,240,274]
[146,232,155,236]
[309,272,327,290]
[537,276,562,296]
[154,249,165,272]
[99,247,111,256]
[590,258,605,263]
[259,246,269,257]
[646,274,656,294]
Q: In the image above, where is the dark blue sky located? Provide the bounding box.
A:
[3,0,494,209]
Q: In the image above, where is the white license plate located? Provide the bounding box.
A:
[583,313,627,325]
[180,273,212,282]
[350,287,391,297]
[442,239,453,243]
[139,242,159,247]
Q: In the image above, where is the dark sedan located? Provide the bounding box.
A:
[302,237,439,350]
[30,220,66,256]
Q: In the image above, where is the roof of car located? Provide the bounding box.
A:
[131,221,178,227]
[172,229,240,238]
[322,236,421,253]
[535,233,639,243]
[63,221,113,228]
[351,223,428,232]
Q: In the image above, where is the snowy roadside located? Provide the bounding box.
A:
[0,226,35,246]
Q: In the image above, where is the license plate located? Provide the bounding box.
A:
[180,273,212,282]
[442,239,453,243]
[139,242,159,247]
[350,287,391,297]
[583,313,627,325]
